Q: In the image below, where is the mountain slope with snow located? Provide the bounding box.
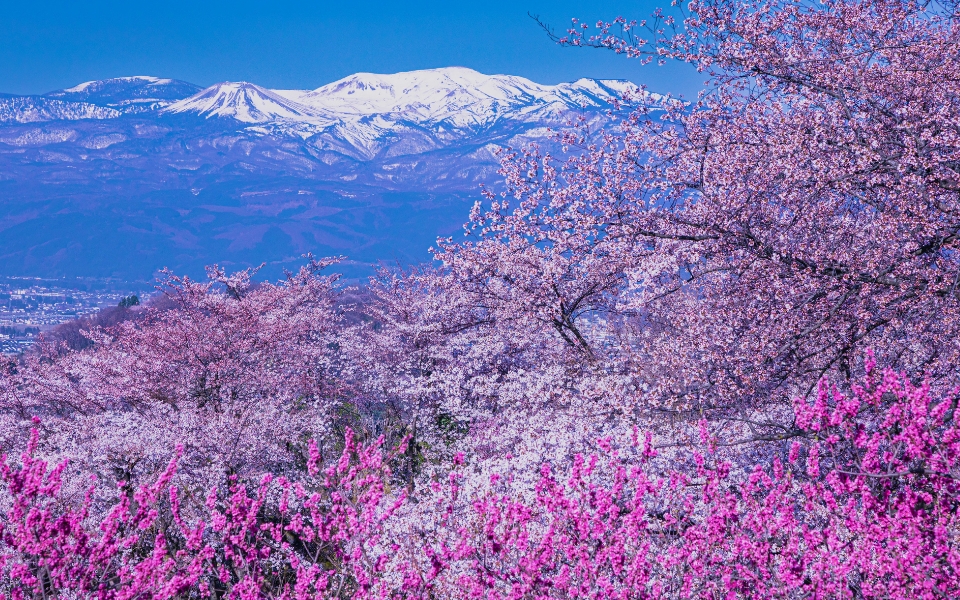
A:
[0,95,121,123]
[161,67,648,158]
[164,82,334,124]
[294,67,645,126]
[45,76,202,112]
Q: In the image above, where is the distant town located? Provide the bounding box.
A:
[0,277,148,354]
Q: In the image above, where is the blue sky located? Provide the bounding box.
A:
[0,0,702,96]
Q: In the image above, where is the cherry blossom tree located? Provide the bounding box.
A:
[437,0,960,427]
[0,257,351,506]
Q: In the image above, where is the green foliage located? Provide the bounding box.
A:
[118,295,140,308]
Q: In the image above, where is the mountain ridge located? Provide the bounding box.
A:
[0,67,652,280]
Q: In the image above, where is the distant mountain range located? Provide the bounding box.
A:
[0,68,649,281]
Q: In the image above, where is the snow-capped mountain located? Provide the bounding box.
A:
[0,67,651,281]
[167,67,644,127]
[164,82,333,124]
[160,67,647,158]
[290,67,643,126]
[0,77,202,124]
[46,76,202,111]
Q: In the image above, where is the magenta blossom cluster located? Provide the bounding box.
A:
[0,427,406,600]
[2,364,957,599]
[424,359,960,599]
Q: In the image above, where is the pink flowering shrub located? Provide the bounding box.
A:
[0,427,407,600]
[3,363,957,599]
[415,361,960,599]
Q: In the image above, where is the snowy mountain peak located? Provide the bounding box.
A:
[291,67,644,127]
[315,66,510,98]
[156,68,651,159]
[163,82,330,124]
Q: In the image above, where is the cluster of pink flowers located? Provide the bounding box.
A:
[2,364,957,598]
[0,425,408,599]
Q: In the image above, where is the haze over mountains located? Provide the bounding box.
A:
[0,68,646,280]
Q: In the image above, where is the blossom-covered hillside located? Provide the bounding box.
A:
[1,0,959,598]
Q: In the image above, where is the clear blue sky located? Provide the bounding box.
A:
[0,0,702,96]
